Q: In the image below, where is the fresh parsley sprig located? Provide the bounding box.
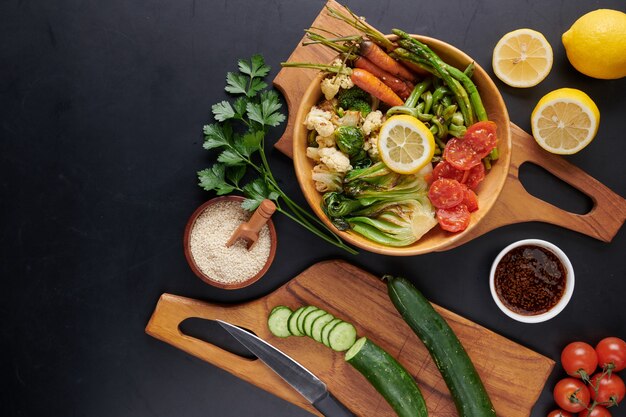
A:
[198,55,357,254]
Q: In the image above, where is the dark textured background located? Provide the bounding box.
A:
[2,0,625,416]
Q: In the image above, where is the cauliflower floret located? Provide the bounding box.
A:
[320,77,341,101]
[316,134,336,148]
[312,163,344,192]
[306,147,321,161]
[367,133,380,160]
[337,110,362,127]
[362,110,384,135]
[320,61,355,100]
[330,59,355,90]
[304,106,335,137]
[318,147,352,173]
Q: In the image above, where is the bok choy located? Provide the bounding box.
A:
[322,162,437,246]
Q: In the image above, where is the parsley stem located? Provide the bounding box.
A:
[277,190,345,243]
[275,205,358,254]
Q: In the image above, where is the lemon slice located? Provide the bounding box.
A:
[377,115,435,174]
[492,28,553,87]
[531,88,600,155]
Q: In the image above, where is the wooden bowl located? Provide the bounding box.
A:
[183,196,277,289]
[293,35,511,256]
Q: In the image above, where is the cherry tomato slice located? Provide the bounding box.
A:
[428,178,465,209]
[436,204,471,232]
[464,120,498,158]
[561,341,598,378]
[589,372,625,404]
[579,406,612,417]
[553,378,591,413]
[432,160,465,183]
[596,337,626,372]
[548,410,573,417]
[464,161,485,190]
[462,186,479,212]
[443,137,482,170]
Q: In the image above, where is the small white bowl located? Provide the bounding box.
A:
[489,239,575,323]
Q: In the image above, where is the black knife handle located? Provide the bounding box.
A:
[312,391,356,417]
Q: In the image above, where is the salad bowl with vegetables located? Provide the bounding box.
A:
[290,10,511,255]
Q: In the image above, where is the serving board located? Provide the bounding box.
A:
[146,260,554,417]
[272,0,626,247]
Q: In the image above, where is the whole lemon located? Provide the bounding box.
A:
[562,9,626,79]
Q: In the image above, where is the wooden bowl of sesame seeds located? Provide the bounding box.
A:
[183,196,277,289]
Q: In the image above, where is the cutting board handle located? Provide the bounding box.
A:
[145,293,321,416]
[145,294,267,377]
[479,124,626,242]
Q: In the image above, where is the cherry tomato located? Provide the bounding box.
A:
[436,204,471,232]
[596,337,626,372]
[547,410,573,417]
[553,378,591,413]
[443,137,482,170]
[464,120,498,158]
[428,178,465,209]
[561,341,598,378]
[579,405,612,417]
[463,161,485,190]
[589,372,625,404]
[432,161,465,183]
[462,186,479,212]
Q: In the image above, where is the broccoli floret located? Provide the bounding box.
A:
[337,87,371,116]
[349,100,371,117]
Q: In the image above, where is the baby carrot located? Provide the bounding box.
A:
[350,68,404,107]
[354,57,414,100]
[359,40,417,83]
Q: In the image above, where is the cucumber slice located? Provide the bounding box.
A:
[345,337,428,417]
[270,305,289,315]
[321,318,342,347]
[288,306,307,337]
[267,306,293,338]
[303,309,327,337]
[297,306,318,335]
[328,321,357,352]
[311,313,335,342]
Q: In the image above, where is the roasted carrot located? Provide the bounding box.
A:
[354,57,414,100]
[359,40,417,83]
[399,60,431,77]
[350,68,404,107]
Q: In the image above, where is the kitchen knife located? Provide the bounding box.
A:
[217,320,356,417]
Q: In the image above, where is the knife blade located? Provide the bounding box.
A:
[217,320,356,417]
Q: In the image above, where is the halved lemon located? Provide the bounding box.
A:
[377,115,435,174]
[493,28,553,87]
[531,88,600,155]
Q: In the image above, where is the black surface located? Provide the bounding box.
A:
[2,0,625,416]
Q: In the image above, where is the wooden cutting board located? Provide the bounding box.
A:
[272,0,626,246]
[146,260,554,417]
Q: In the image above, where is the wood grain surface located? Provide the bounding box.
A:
[146,260,555,417]
[272,0,626,249]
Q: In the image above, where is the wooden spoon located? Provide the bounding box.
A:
[226,199,277,250]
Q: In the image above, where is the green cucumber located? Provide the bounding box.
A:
[321,318,343,347]
[345,337,428,417]
[297,306,318,334]
[303,309,327,337]
[288,306,307,336]
[311,313,335,342]
[267,306,293,338]
[328,321,357,352]
[386,275,496,417]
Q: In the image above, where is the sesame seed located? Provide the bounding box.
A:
[189,201,272,284]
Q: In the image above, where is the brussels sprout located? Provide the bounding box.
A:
[335,126,364,158]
